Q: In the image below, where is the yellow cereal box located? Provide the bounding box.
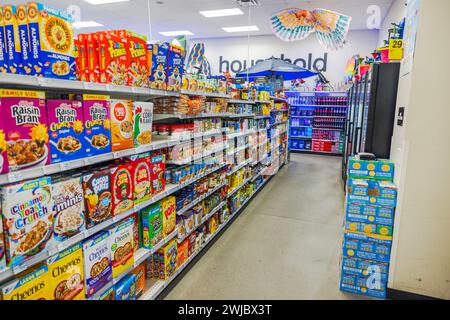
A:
[160,196,176,237]
[0,264,50,300]
[109,218,135,279]
[46,243,85,300]
[110,99,134,152]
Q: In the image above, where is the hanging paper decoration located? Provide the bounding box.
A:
[202,58,212,78]
[185,43,212,77]
[270,8,352,50]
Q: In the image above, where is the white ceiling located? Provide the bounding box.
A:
[9,0,395,40]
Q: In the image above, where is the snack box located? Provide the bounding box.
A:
[3,5,21,74]
[0,264,50,300]
[341,257,389,282]
[27,2,76,80]
[345,221,393,238]
[150,154,166,195]
[129,212,140,251]
[83,231,113,298]
[82,168,113,229]
[177,239,189,269]
[109,218,134,279]
[340,272,387,299]
[47,99,86,163]
[0,7,7,73]
[158,239,177,281]
[141,203,163,249]
[167,44,184,92]
[148,42,169,90]
[46,242,85,300]
[110,99,134,152]
[0,89,50,174]
[129,153,151,205]
[346,202,395,226]
[82,94,112,157]
[74,34,88,82]
[85,33,100,83]
[114,273,136,300]
[1,176,53,267]
[133,101,154,148]
[347,179,397,208]
[348,157,394,181]
[111,163,134,216]
[342,232,392,263]
[97,31,130,86]
[0,218,5,271]
[129,263,146,299]
[161,196,176,237]
[16,4,33,76]
[96,286,115,300]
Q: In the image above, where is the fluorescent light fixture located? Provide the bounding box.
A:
[159,30,194,36]
[73,21,104,29]
[84,0,129,4]
[200,8,244,18]
[222,25,259,33]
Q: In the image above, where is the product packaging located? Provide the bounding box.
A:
[97,31,130,86]
[345,202,395,226]
[0,217,6,272]
[141,203,164,249]
[161,196,176,237]
[150,154,166,195]
[129,263,146,299]
[348,157,395,181]
[340,271,387,299]
[130,153,151,205]
[114,273,136,300]
[148,42,169,90]
[111,163,134,216]
[110,99,134,151]
[82,94,111,157]
[3,5,21,74]
[133,101,153,148]
[85,33,100,83]
[16,4,32,75]
[166,44,184,92]
[0,7,8,74]
[0,264,50,300]
[347,179,398,207]
[154,239,177,280]
[342,232,392,263]
[96,286,115,300]
[109,218,134,279]
[74,34,88,81]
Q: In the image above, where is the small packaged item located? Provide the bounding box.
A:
[110,99,134,151]
[133,101,154,148]
[348,157,395,181]
[130,154,151,205]
[141,203,164,249]
[3,5,21,74]
[346,202,395,226]
[109,218,134,279]
[114,274,136,300]
[148,42,169,90]
[0,265,50,300]
[129,263,146,298]
[161,196,176,237]
[111,163,134,216]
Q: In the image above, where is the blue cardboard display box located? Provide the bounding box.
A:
[347,179,397,208]
[342,233,392,263]
[346,202,395,226]
[348,157,394,181]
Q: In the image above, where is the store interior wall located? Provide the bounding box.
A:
[378,0,407,46]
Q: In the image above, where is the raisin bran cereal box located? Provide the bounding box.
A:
[111,163,134,216]
[129,263,146,299]
[3,5,21,74]
[0,7,8,74]
[16,4,33,76]
[27,2,76,80]
[109,218,134,279]
[46,242,85,300]
[148,42,169,90]
[161,196,176,237]
[129,153,151,205]
[47,99,86,163]
[98,31,130,86]
[0,216,6,272]
[1,176,53,267]
[0,89,50,174]
[110,99,134,152]
[167,44,184,92]
[82,94,111,157]
[82,168,112,229]
[141,202,163,249]
[150,154,166,195]
[133,101,153,148]
[85,33,100,83]
[83,231,112,298]
[0,264,50,300]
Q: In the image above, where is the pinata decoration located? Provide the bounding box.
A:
[185,43,212,78]
[270,8,352,51]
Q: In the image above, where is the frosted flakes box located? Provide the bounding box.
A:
[348,157,394,181]
[16,4,33,76]
[46,242,85,300]
[47,99,86,163]
[82,94,111,157]
[0,7,8,74]
[133,101,153,148]
[0,89,50,174]
[110,99,134,151]
[109,218,134,279]
[0,216,6,272]
[346,202,395,226]
[82,168,112,229]
[3,5,21,74]
[167,44,184,92]
[114,273,136,300]
[111,163,134,216]
[340,272,387,299]
[148,42,169,90]
[141,202,163,249]
[26,2,76,80]
[97,31,130,86]
[0,264,49,300]
[1,176,53,268]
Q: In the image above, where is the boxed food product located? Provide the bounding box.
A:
[114,273,136,300]
[0,7,7,74]
[82,94,111,157]
[347,179,397,207]
[109,218,134,278]
[46,242,85,300]
[177,239,189,269]
[133,101,153,148]
[0,89,49,174]
[1,176,53,267]
[76,34,89,82]
[47,99,86,163]
[97,286,115,300]
[83,231,113,298]
[130,154,151,205]
[0,219,6,272]
[150,154,166,195]
[348,157,394,181]
[97,31,130,86]
[129,263,146,298]
[342,232,392,263]
[161,196,176,237]
[148,42,169,90]
[111,163,134,216]
[345,221,393,238]
[341,257,389,282]
[129,212,140,251]
[155,239,177,281]
[340,272,387,299]
[346,202,395,226]
[85,33,100,83]
[3,5,21,74]
[82,168,113,229]
[110,99,134,151]
[141,203,163,249]
[0,264,49,300]
[16,4,32,76]
[26,2,76,80]
[166,45,184,92]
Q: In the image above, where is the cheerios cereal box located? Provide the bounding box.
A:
[3,5,21,75]
[109,218,134,279]
[148,42,169,90]
[97,31,130,86]
[160,196,176,237]
[133,101,153,148]
[16,4,33,76]
[167,44,184,92]
[110,99,134,151]
[0,7,8,74]
[0,264,50,300]
[46,242,85,300]
[26,2,76,80]
[82,94,111,157]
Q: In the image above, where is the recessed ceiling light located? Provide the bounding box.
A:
[73,21,104,29]
[200,8,244,18]
[159,30,194,36]
[84,0,130,4]
[222,25,259,33]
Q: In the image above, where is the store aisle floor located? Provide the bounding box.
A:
[165,154,358,300]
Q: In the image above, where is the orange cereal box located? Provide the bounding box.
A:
[98,31,130,86]
[75,34,88,82]
[110,99,134,151]
[129,263,146,298]
[85,33,100,83]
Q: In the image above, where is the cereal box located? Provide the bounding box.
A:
[46,243,85,300]
[348,157,395,181]
[1,176,53,268]
[0,217,6,272]
[0,89,50,174]
[129,263,146,298]
[110,99,134,151]
[97,286,115,300]
[3,5,21,74]
[16,4,33,76]
[167,44,184,92]
[111,163,134,216]
[0,7,8,74]
[75,34,88,82]
[109,218,134,279]
[82,94,112,157]
[82,168,113,229]
[85,33,100,83]
[129,212,140,251]
[158,239,177,280]
[150,154,166,195]
[148,42,169,90]
[116,30,148,87]
[346,202,395,226]
[130,154,151,205]
[98,31,130,86]
[51,175,86,244]
[47,99,86,163]
[114,273,136,300]
[177,239,189,269]
[133,101,153,148]
[141,203,163,249]
[0,264,50,300]
[83,231,112,298]
[161,196,176,237]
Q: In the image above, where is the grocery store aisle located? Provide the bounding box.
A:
[165,154,355,300]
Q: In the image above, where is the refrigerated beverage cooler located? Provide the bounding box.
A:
[342,62,401,181]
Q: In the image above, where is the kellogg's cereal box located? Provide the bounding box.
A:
[129,263,146,298]
[3,5,21,74]
[109,218,134,279]
[83,231,112,298]
[98,31,130,86]
[0,89,49,174]
[110,99,134,151]
[0,264,50,300]
[116,30,148,87]
[16,4,33,76]
[85,33,100,83]
[133,101,153,148]
[130,154,151,205]
[167,44,184,92]
[111,163,134,216]
[1,176,53,267]
[148,42,169,90]
[82,168,112,229]
[82,94,111,157]
[74,36,88,82]
[46,242,85,300]
[0,7,8,74]
[141,203,163,249]
[47,99,86,163]
[150,154,166,195]
[161,196,176,237]
[114,273,136,300]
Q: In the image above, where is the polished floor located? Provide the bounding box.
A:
[165,154,357,300]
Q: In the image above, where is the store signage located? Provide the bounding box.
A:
[231,77,246,84]
[254,76,269,84]
[388,39,404,60]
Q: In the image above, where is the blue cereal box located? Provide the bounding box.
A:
[346,202,395,226]
[340,272,387,299]
[166,44,184,92]
[345,221,393,238]
[27,2,76,80]
[341,257,389,282]
[342,233,392,263]
[0,7,9,73]
[348,157,394,181]
[347,179,397,207]
[3,5,21,74]
[16,4,33,76]
[114,274,136,300]
[148,42,169,90]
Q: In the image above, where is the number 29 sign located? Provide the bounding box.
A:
[389,39,404,61]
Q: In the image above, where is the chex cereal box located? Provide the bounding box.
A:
[110,99,134,151]
[85,33,100,83]
[26,2,76,80]
[0,89,50,174]
[342,232,392,263]
[340,271,387,299]
[47,99,86,163]
[98,31,130,86]
[130,153,151,205]
[114,273,136,300]
[346,202,395,226]
[83,231,112,298]
[347,179,398,208]
[16,4,33,76]
[0,7,8,74]
[167,44,184,92]
[46,242,85,300]
[348,157,394,181]
[0,217,6,272]
[3,5,21,74]
[141,203,163,249]
[1,176,53,268]
[345,221,393,238]
[148,42,169,90]
[82,168,112,229]
[133,101,153,148]
[111,163,134,216]
[109,218,134,279]
[82,94,111,157]
[341,257,389,282]
[161,196,176,237]
[0,264,50,300]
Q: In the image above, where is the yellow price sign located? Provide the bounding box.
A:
[389,39,404,61]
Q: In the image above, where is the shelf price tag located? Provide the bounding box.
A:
[389,39,404,61]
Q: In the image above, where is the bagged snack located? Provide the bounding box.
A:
[161,196,176,237]
[110,99,134,151]
[114,273,136,300]
[141,203,163,249]
[167,44,184,92]
[111,163,134,216]
[82,94,111,157]
[0,264,50,300]
[148,42,169,90]
[133,101,153,148]
[82,168,112,229]
[98,31,130,85]
[109,218,134,278]
[3,5,21,74]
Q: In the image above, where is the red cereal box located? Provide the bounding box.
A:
[111,163,134,216]
[76,34,89,82]
[98,31,130,86]
[129,153,151,205]
[86,33,100,83]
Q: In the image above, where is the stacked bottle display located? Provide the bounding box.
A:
[288,96,348,106]
[314,107,347,117]
[313,118,345,130]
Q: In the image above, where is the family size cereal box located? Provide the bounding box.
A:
[1,176,53,268]
[161,196,176,237]
[16,4,33,76]
[74,35,88,82]
[167,44,184,92]
[0,264,50,300]
[110,99,134,152]
[0,218,6,272]
[97,286,115,300]
[98,31,130,86]
[85,33,100,83]
[82,168,113,229]
[148,42,169,90]
[46,243,85,300]
[47,100,86,163]
[114,273,136,300]
[348,157,395,181]
[129,263,146,298]
[0,7,8,74]
[150,154,166,195]
[82,94,111,157]
[27,2,76,80]
[83,231,112,298]
[111,163,134,216]
[3,5,21,74]
[130,154,151,205]
[133,101,153,148]
[141,203,163,249]
[109,218,134,279]
[0,89,49,174]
